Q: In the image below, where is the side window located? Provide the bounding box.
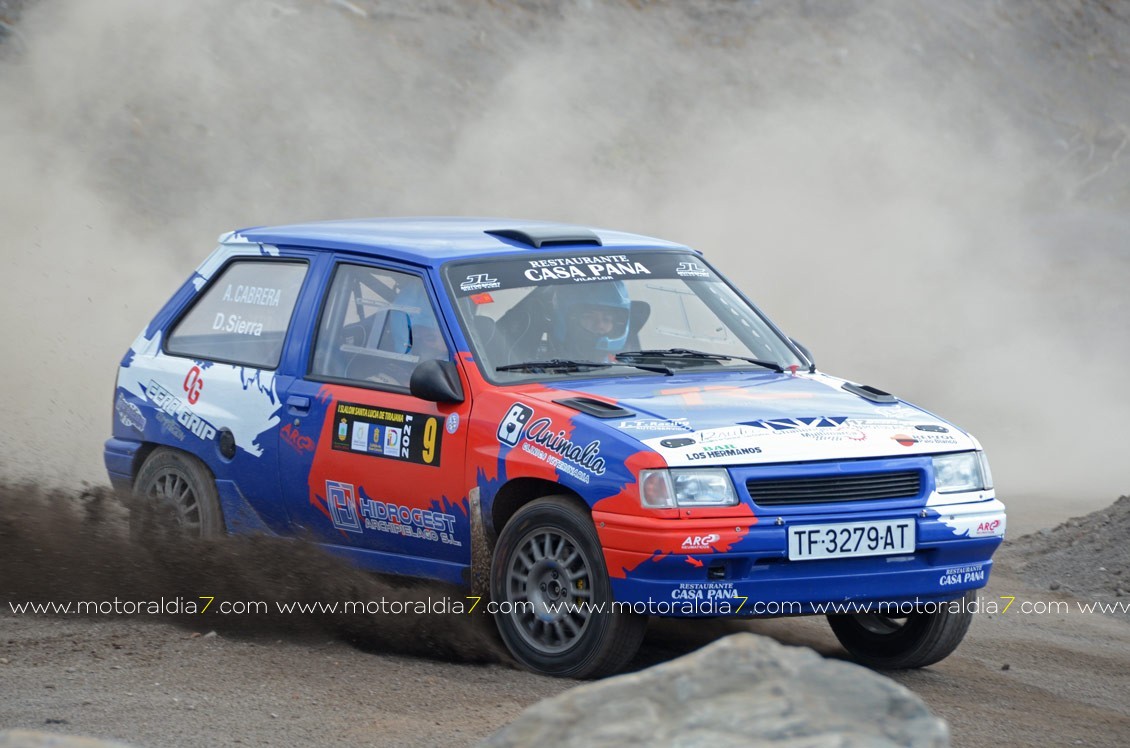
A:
[167,261,307,369]
[311,264,450,389]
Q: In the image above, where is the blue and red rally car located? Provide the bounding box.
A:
[106,218,1005,678]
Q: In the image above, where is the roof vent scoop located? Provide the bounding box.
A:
[485,226,602,248]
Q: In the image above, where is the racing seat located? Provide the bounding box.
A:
[471,315,508,369]
[495,287,553,364]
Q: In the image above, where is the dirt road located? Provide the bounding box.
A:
[1,493,1127,748]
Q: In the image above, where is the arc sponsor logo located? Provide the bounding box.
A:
[975,519,1002,536]
[681,534,721,551]
[281,423,314,454]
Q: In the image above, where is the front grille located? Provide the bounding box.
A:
[746,471,921,506]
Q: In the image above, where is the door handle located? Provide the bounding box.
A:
[286,395,311,416]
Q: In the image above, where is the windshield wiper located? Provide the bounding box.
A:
[497,359,672,375]
[616,348,784,373]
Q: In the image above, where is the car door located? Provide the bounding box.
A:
[276,259,473,583]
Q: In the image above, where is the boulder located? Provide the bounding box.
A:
[483,633,947,748]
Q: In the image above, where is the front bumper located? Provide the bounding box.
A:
[595,497,1005,617]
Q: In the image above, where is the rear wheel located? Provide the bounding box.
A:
[826,590,975,669]
[490,496,647,678]
[132,448,224,539]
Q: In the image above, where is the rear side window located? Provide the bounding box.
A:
[167,260,307,369]
[310,264,450,389]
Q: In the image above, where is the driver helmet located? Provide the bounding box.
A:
[551,280,631,359]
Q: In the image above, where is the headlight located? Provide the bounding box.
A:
[932,451,992,494]
[639,468,738,508]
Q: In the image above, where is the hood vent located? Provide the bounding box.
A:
[842,381,897,404]
[553,397,634,419]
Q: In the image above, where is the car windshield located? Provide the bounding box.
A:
[443,251,805,383]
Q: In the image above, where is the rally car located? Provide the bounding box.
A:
[105,218,1005,678]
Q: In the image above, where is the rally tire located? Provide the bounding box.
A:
[490,495,647,679]
[132,448,225,540]
[826,590,976,670]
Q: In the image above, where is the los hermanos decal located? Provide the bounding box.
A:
[332,402,442,467]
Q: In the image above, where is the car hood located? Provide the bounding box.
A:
[541,371,978,467]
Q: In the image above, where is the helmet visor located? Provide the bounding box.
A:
[572,304,630,339]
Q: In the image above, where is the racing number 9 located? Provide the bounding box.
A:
[422,417,438,464]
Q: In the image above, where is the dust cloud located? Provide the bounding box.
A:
[1,0,1127,513]
[0,485,505,661]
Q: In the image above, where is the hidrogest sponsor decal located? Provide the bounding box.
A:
[324,480,461,546]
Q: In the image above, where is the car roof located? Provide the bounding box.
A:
[228,217,689,267]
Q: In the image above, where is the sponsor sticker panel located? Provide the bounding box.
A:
[331,402,443,467]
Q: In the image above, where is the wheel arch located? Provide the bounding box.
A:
[129,442,162,487]
[133,445,226,540]
[488,478,587,544]
[132,442,221,484]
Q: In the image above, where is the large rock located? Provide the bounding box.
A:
[483,633,947,748]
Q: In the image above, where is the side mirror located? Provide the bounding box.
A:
[410,359,465,404]
[790,338,815,369]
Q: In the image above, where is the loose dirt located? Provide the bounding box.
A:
[1,486,1128,747]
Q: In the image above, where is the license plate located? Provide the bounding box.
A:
[787,519,915,560]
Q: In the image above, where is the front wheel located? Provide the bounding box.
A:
[826,590,976,669]
[490,496,647,679]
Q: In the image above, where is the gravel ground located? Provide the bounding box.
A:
[1001,495,1130,613]
[1,559,1128,747]
[1,488,1129,747]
